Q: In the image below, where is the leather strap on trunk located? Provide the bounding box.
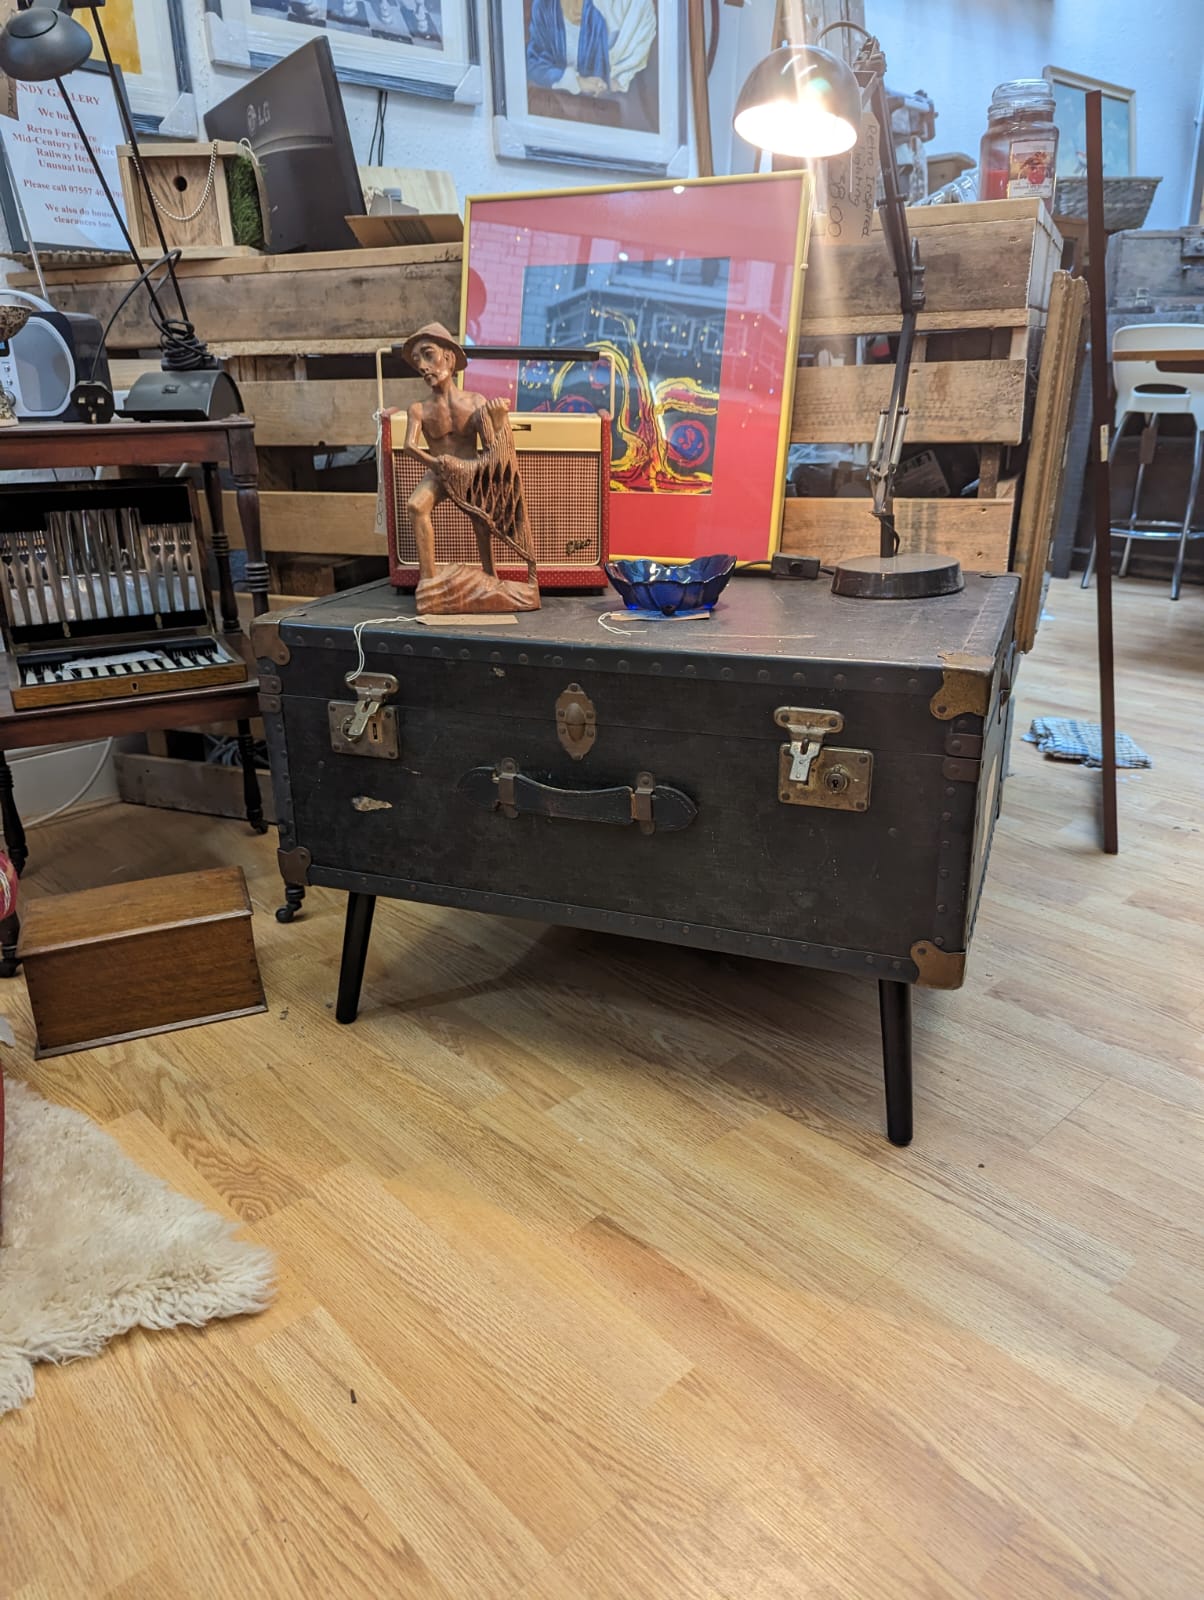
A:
[458,762,697,835]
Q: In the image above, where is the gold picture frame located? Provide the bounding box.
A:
[460,170,813,565]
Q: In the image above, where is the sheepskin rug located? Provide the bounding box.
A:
[1,1077,274,1416]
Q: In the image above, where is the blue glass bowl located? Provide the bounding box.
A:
[605,555,737,615]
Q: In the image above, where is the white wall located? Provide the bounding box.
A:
[720,0,1204,228]
[179,0,703,200]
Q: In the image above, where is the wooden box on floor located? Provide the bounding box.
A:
[17,866,266,1058]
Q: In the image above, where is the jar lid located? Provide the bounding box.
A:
[988,78,1056,118]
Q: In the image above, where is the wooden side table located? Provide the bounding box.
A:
[0,416,270,909]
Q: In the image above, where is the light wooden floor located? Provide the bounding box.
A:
[1,577,1201,1599]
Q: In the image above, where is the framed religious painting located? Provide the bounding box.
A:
[78,0,197,135]
[461,171,812,563]
[487,0,686,174]
[207,0,482,101]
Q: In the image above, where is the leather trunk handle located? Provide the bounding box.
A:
[457,761,697,835]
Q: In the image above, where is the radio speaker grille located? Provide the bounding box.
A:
[385,411,610,589]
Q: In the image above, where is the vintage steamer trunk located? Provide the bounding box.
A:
[255,575,1018,1144]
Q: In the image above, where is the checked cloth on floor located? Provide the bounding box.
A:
[1024,717,1152,769]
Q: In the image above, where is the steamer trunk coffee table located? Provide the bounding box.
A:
[254,574,1018,1145]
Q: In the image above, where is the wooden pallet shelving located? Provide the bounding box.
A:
[782,199,1062,573]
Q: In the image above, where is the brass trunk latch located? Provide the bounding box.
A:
[556,683,596,758]
[774,707,873,811]
[328,670,400,759]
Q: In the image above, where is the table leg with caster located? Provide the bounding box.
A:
[236,719,267,833]
[276,885,305,922]
[336,892,376,1024]
[878,979,914,1146]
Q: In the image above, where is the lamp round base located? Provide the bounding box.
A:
[830,552,965,600]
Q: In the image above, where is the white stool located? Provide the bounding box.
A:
[1082,323,1204,600]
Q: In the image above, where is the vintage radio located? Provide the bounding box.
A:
[0,480,247,711]
[383,408,611,590]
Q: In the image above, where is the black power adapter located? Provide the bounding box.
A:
[770,553,821,580]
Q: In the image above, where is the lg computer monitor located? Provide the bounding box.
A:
[204,37,364,254]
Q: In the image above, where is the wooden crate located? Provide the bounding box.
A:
[18,867,266,1057]
[116,751,278,826]
[783,199,1061,573]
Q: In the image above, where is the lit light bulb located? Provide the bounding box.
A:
[734,102,856,159]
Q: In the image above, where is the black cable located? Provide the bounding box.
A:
[379,91,389,162]
[90,16,186,319]
[816,19,872,49]
[53,80,168,322]
[88,250,183,381]
[91,13,213,370]
[372,89,389,164]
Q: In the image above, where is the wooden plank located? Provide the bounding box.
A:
[31,251,462,352]
[237,378,426,447]
[801,307,1042,339]
[804,212,1049,329]
[215,339,413,358]
[779,498,1014,569]
[222,491,381,556]
[791,360,1028,446]
[109,358,160,390]
[1013,272,1089,653]
[978,445,1003,499]
[115,751,277,825]
[10,241,461,288]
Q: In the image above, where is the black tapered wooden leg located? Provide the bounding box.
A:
[0,909,19,978]
[336,892,376,1024]
[0,752,27,877]
[878,979,913,1146]
[236,719,267,834]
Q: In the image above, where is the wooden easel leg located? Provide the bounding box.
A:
[1084,90,1119,854]
[878,979,914,1146]
[336,892,376,1024]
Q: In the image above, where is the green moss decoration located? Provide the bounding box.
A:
[227,154,265,250]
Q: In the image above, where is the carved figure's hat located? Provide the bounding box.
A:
[400,322,467,373]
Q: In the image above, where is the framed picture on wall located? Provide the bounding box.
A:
[78,0,197,135]
[1044,67,1135,178]
[462,172,813,563]
[206,0,482,102]
[487,0,686,174]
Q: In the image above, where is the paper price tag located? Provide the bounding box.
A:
[824,108,880,243]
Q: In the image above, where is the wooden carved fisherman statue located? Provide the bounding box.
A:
[401,322,540,614]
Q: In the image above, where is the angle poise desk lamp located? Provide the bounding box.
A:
[0,0,240,423]
[735,22,961,600]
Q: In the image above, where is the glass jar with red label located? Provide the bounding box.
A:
[978,78,1059,209]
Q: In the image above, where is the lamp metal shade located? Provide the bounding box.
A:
[0,6,94,83]
[734,44,863,159]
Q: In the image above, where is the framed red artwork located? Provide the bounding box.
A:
[460,171,813,563]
